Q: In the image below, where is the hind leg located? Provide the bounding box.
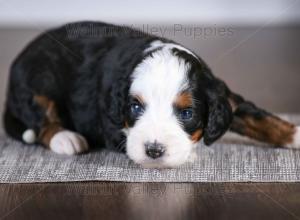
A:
[228,92,300,149]
[5,92,89,155]
[32,95,89,155]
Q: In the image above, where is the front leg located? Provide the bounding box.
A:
[228,92,300,149]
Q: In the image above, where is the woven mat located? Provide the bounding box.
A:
[0,115,299,183]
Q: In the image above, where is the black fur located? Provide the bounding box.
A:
[171,48,233,144]
[4,21,235,150]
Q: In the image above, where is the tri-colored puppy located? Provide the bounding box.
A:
[4,21,300,168]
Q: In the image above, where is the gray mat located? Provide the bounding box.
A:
[0,114,300,183]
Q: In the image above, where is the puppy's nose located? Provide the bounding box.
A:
[145,141,165,159]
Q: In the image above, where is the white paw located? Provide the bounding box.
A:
[286,126,300,149]
[49,130,89,155]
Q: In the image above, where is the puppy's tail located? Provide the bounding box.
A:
[228,92,300,149]
[3,108,36,144]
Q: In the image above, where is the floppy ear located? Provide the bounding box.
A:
[203,95,233,145]
[107,78,129,127]
[104,78,129,152]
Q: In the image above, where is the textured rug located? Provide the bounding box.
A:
[0,114,299,183]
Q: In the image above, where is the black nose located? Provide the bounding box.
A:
[145,141,165,159]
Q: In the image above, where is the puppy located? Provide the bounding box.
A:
[4,21,300,168]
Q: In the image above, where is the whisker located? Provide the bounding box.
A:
[115,139,126,152]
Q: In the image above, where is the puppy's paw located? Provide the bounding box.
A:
[49,130,89,155]
[286,126,300,149]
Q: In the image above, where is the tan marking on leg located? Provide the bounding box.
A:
[191,129,203,143]
[34,95,60,123]
[39,123,63,147]
[34,95,63,147]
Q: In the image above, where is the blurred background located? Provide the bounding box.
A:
[0,0,299,134]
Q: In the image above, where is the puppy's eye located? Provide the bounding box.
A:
[130,103,144,117]
[179,108,193,121]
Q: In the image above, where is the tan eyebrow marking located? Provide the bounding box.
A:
[174,92,192,108]
[132,94,145,106]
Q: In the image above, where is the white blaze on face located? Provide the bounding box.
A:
[126,42,195,167]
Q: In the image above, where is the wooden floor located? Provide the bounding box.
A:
[0,182,299,220]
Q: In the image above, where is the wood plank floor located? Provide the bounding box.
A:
[0,182,300,220]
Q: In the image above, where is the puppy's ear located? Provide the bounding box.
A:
[107,78,129,127]
[203,95,233,145]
